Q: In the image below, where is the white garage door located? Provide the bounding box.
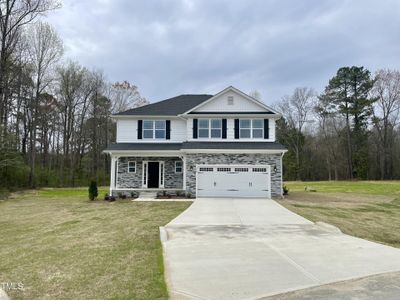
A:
[196,165,271,198]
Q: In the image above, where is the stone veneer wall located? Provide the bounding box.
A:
[185,153,282,198]
[116,157,183,189]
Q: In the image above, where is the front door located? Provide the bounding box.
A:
[147,162,160,188]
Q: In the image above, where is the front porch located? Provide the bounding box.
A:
[110,155,186,196]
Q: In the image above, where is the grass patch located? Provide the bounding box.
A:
[285,180,400,196]
[0,188,190,300]
[35,186,110,198]
[279,181,400,248]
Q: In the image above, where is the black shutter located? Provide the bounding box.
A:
[234,119,240,139]
[222,119,227,139]
[193,119,198,139]
[166,120,171,140]
[264,119,269,139]
[138,120,143,139]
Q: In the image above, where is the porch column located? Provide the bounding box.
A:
[182,155,187,191]
[110,155,116,195]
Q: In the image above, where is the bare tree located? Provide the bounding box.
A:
[315,103,345,180]
[277,87,316,180]
[249,90,261,100]
[108,80,149,113]
[0,0,60,140]
[371,69,400,179]
[25,21,63,186]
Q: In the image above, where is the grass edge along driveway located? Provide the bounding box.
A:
[0,188,191,300]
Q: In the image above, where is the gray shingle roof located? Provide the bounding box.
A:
[104,142,286,152]
[113,94,213,116]
[104,143,183,151]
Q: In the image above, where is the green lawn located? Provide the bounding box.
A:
[280,181,400,248]
[285,180,400,196]
[0,189,191,300]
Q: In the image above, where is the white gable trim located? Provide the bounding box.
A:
[181,86,281,116]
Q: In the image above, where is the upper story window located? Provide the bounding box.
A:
[198,119,222,138]
[143,120,166,139]
[239,119,263,138]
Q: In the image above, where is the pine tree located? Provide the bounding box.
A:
[320,66,376,179]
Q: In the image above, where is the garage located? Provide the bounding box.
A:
[196,165,271,198]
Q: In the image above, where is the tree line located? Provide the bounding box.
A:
[1,1,398,192]
[276,67,400,181]
[0,0,148,191]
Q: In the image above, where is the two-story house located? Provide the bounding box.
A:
[104,86,287,198]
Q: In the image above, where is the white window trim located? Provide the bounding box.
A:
[128,161,136,173]
[143,120,166,140]
[239,119,264,139]
[175,161,183,173]
[198,119,222,139]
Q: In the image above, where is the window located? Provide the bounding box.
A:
[217,167,231,172]
[198,119,222,138]
[143,120,166,139]
[198,119,209,138]
[160,163,164,186]
[175,161,183,173]
[227,96,234,105]
[252,119,263,138]
[239,119,264,139]
[128,161,136,173]
[199,167,213,172]
[235,167,249,172]
[253,167,267,172]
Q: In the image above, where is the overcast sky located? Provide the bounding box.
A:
[47,0,400,104]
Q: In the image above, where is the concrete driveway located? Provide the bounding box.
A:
[162,198,400,300]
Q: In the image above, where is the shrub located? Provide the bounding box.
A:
[88,180,98,200]
[283,185,289,195]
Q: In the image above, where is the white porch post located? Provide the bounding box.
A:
[110,155,116,195]
[182,155,187,191]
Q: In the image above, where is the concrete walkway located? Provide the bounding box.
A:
[162,198,400,300]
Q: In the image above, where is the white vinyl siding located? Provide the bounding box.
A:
[193,90,266,112]
[116,119,137,142]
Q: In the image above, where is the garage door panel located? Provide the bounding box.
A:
[197,165,271,198]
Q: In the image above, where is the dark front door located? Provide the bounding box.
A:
[147,162,160,188]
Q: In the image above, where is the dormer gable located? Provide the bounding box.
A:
[182,86,280,116]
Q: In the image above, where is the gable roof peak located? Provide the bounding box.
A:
[182,86,281,116]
